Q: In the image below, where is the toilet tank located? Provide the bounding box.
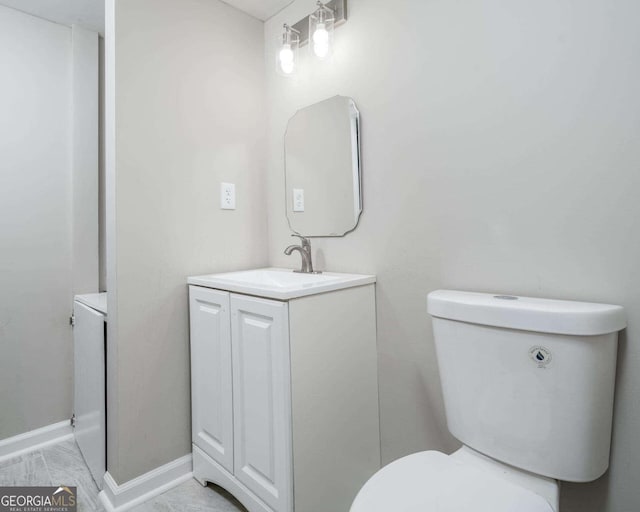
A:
[427,290,626,483]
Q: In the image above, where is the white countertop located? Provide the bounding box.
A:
[74,292,108,316]
[188,267,376,300]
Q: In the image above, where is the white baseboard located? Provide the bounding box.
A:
[0,420,73,463]
[98,454,193,512]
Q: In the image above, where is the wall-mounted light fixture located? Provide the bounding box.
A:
[277,24,300,76]
[309,2,335,59]
[276,0,347,76]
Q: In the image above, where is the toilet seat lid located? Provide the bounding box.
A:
[351,451,554,512]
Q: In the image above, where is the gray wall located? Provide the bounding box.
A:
[99,36,107,292]
[264,1,640,511]
[0,7,99,440]
[0,5,72,440]
[108,0,267,483]
[71,25,100,298]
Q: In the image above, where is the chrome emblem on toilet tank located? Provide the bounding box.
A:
[529,346,552,368]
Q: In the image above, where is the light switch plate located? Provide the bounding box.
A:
[293,188,304,212]
[221,182,236,210]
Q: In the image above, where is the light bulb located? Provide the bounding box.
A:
[279,43,295,74]
[313,23,329,44]
[312,23,330,58]
[280,60,294,75]
[313,41,329,58]
[279,44,294,64]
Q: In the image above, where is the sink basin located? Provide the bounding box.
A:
[188,267,376,300]
[209,269,341,288]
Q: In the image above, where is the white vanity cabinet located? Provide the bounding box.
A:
[230,294,292,512]
[190,288,292,512]
[189,269,380,512]
[189,288,234,473]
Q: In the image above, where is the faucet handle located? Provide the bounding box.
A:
[291,234,310,247]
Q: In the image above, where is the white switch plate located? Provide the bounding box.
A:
[220,182,236,210]
[293,188,304,212]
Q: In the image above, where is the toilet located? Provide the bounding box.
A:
[351,290,626,512]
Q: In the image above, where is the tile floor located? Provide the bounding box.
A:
[0,438,246,511]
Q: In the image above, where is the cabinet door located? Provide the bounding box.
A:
[73,301,106,489]
[189,286,233,473]
[231,294,292,512]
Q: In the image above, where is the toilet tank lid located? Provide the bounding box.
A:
[427,290,626,336]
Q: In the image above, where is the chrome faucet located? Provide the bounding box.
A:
[284,234,319,273]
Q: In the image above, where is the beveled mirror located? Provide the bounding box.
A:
[284,95,362,237]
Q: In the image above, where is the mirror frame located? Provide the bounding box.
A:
[284,95,363,238]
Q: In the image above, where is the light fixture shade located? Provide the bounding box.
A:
[309,2,335,60]
[276,24,300,77]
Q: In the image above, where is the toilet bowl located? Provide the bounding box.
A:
[351,290,626,512]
